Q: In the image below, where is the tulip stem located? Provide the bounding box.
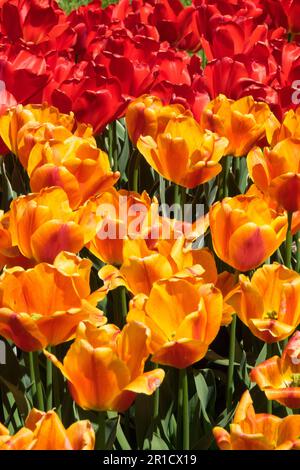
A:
[131,150,141,192]
[109,121,118,172]
[46,346,53,411]
[174,184,184,220]
[29,352,44,411]
[96,412,106,450]
[285,212,293,269]
[177,368,189,450]
[222,156,231,198]
[226,314,237,412]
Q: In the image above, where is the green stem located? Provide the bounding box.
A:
[174,184,182,220]
[28,352,44,411]
[177,368,189,450]
[46,346,52,411]
[131,151,141,193]
[223,156,231,198]
[109,121,118,172]
[267,343,273,414]
[285,212,293,269]
[52,346,61,418]
[96,412,106,450]
[226,314,237,412]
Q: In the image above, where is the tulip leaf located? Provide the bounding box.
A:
[194,369,216,425]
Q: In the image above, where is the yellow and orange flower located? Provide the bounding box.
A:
[45,321,165,412]
[213,390,300,450]
[270,108,300,145]
[137,114,228,188]
[126,95,188,145]
[0,408,95,450]
[0,251,105,351]
[229,263,300,343]
[209,194,287,272]
[0,103,119,209]
[247,138,300,212]
[201,94,279,157]
[99,237,217,296]
[250,331,300,408]
[83,188,156,266]
[5,187,87,264]
[127,277,223,368]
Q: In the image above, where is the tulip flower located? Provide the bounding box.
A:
[6,187,86,264]
[127,277,223,368]
[0,103,119,208]
[85,188,160,266]
[0,252,106,351]
[248,138,300,213]
[45,321,165,412]
[201,95,280,157]
[229,263,300,343]
[126,95,187,145]
[250,331,300,408]
[0,103,75,159]
[209,194,287,272]
[99,237,217,296]
[0,408,94,450]
[137,114,228,188]
[213,390,300,450]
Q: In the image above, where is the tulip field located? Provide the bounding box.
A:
[1,0,300,454]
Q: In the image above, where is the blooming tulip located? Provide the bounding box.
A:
[0,252,105,351]
[126,95,187,145]
[213,390,300,450]
[99,237,217,296]
[201,94,280,156]
[209,194,287,272]
[247,138,300,212]
[250,331,300,408]
[0,408,94,450]
[229,263,300,343]
[6,187,85,264]
[127,277,223,368]
[137,114,228,188]
[45,321,164,412]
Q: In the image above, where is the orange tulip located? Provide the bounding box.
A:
[45,321,165,412]
[247,138,300,212]
[250,331,300,408]
[0,103,118,209]
[209,194,287,272]
[127,277,223,368]
[0,211,33,269]
[126,95,187,145]
[6,187,86,264]
[0,251,105,351]
[229,263,300,343]
[99,237,217,296]
[85,188,160,266]
[201,94,279,156]
[0,408,95,450]
[0,103,75,158]
[137,114,228,188]
[271,108,300,145]
[213,390,300,450]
